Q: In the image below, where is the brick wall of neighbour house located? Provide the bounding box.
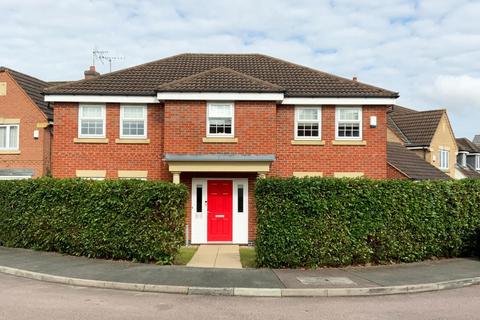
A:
[51,102,169,179]
[387,163,409,179]
[273,105,388,178]
[0,72,51,177]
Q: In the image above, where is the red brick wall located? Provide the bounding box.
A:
[163,101,276,154]
[273,105,387,178]
[0,72,51,177]
[51,102,169,179]
[387,163,409,179]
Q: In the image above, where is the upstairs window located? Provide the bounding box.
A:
[439,149,449,170]
[476,155,480,170]
[120,105,147,139]
[207,102,234,137]
[295,107,321,140]
[336,107,362,140]
[0,124,19,150]
[79,104,105,138]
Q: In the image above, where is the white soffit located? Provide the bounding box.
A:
[44,95,159,103]
[282,97,397,105]
[157,92,284,101]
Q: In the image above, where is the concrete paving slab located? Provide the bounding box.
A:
[187,245,242,269]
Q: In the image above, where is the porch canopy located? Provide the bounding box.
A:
[164,153,275,183]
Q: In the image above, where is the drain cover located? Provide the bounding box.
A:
[296,276,356,286]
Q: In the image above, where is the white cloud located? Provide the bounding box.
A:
[0,0,479,138]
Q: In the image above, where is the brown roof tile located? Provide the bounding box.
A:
[157,67,284,93]
[387,142,450,180]
[457,138,480,153]
[1,67,52,119]
[44,53,398,98]
[388,109,445,147]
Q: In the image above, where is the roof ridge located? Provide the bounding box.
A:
[391,109,445,119]
[254,53,399,98]
[44,53,189,93]
[157,66,285,91]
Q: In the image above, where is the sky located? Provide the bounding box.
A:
[1,0,479,139]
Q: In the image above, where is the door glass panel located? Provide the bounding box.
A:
[237,184,244,213]
[196,184,203,213]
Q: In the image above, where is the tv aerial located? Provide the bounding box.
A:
[92,47,124,72]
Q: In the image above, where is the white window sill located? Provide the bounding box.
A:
[203,137,238,144]
[332,140,367,146]
[291,140,325,146]
[115,138,150,144]
[74,138,109,144]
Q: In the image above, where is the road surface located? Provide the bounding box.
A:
[0,273,479,320]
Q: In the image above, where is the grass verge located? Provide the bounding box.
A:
[173,246,198,265]
[239,247,256,268]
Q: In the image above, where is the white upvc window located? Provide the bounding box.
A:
[78,104,106,138]
[476,155,480,170]
[336,107,362,140]
[295,106,321,140]
[207,102,234,137]
[439,149,449,170]
[0,124,19,150]
[120,105,147,139]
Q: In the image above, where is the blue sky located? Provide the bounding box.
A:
[1,0,479,138]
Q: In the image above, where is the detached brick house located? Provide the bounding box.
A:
[44,53,398,244]
[0,67,53,179]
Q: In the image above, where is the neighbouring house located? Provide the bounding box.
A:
[455,138,480,179]
[0,67,53,179]
[474,135,480,147]
[387,105,458,178]
[387,142,450,180]
[43,53,398,244]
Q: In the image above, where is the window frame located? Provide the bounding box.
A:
[476,155,480,170]
[335,106,363,141]
[294,106,322,140]
[439,149,449,170]
[78,104,106,138]
[119,104,147,139]
[0,124,19,151]
[206,102,235,138]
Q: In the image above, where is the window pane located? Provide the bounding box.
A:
[196,185,203,213]
[339,109,360,121]
[297,122,319,137]
[338,122,360,137]
[122,120,145,136]
[82,106,102,118]
[209,104,232,117]
[0,127,6,148]
[209,118,232,135]
[123,106,144,119]
[9,126,18,149]
[81,120,103,135]
[298,109,318,121]
[237,185,244,213]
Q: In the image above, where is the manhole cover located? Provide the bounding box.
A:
[296,276,356,285]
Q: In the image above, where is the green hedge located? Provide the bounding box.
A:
[0,178,188,264]
[255,178,480,268]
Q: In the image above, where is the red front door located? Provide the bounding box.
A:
[207,180,233,242]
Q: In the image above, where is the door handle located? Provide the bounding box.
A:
[215,214,225,218]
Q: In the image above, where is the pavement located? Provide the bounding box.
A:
[187,245,242,269]
[0,246,480,297]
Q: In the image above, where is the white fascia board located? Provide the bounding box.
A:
[44,95,158,103]
[281,97,397,105]
[156,92,284,101]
